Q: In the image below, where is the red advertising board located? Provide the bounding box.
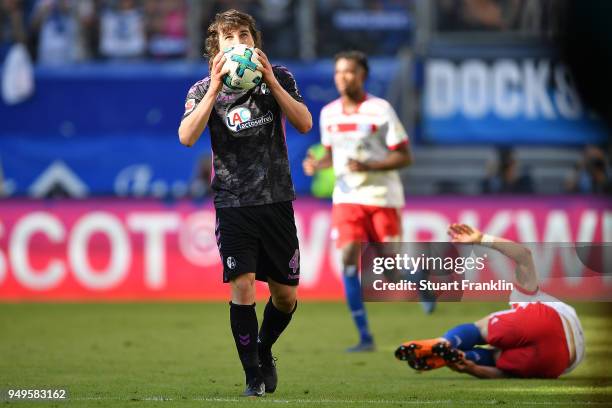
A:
[0,197,609,301]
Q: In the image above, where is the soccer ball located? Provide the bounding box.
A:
[221,44,263,91]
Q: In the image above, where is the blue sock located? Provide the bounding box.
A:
[443,323,484,350]
[342,265,372,343]
[464,348,496,366]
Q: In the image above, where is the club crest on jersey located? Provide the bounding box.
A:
[184,98,196,114]
[225,106,273,132]
[226,256,236,270]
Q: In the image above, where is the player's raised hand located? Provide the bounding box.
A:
[303,150,318,176]
[448,223,483,243]
[209,51,229,94]
[253,48,277,87]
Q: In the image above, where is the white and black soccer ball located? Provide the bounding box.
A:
[221,44,263,91]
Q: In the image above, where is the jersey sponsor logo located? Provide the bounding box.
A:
[184,98,196,114]
[225,107,274,133]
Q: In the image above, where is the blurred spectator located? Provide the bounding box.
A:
[147,0,188,59]
[437,0,507,31]
[435,0,565,35]
[99,0,146,59]
[75,0,97,59]
[30,0,80,64]
[316,0,412,57]
[0,0,27,58]
[208,0,254,16]
[482,149,534,194]
[253,0,297,59]
[565,146,612,194]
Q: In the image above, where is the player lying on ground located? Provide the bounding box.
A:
[395,223,585,378]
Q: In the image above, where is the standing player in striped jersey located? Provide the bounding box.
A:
[303,50,415,352]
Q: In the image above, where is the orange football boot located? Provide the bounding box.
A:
[407,355,447,371]
[394,338,443,361]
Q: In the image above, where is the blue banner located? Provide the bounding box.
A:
[0,60,397,197]
[421,45,609,145]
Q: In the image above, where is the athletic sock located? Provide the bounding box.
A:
[464,348,496,366]
[442,323,485,350]
[258,297,297,358]
[342,265,372,343]
[229,302,261,383]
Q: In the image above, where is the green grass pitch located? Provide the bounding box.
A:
[0,301,610,407]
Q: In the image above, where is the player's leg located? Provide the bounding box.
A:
[254,201,300,392]
[442,321,487,350]
[435,308,530,368]
[217,207,264,397]
[463,348,497,366]
[341,240,375,352]
[229,274,264,397]
[257,280,297,393]
[370,207,436,314]
[332,204,374,352]
[395,319,488,364]
[474,316,489,339]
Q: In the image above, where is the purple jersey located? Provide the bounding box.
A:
[182,65,304,208]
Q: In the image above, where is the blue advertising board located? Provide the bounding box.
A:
[0,60,397,197]
[421,44,609,145]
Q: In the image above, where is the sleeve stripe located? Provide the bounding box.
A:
[388,140,409,150]
[514,284,539,296]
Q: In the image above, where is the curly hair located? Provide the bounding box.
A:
[204,9,263,70]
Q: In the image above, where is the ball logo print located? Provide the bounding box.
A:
[222,44,263,91]
[226,256,236,270]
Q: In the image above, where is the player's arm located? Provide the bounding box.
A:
[303,147,333,176]
[348,105,412,172]
[348,143,412,172]
[255,49,312,134]
[448,359,510,379]
[448,224,539,292]
[178,52,228,147]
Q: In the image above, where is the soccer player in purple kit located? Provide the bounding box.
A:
[178,9,312,397]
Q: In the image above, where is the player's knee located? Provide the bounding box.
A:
[342,264,359,278]
[231,274,256,297]
[341,243,360,266]
[475,317,489,339]
[272,293,296,313]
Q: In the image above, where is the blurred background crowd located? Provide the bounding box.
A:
[0,0,610,199]
[1,0,568,62]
